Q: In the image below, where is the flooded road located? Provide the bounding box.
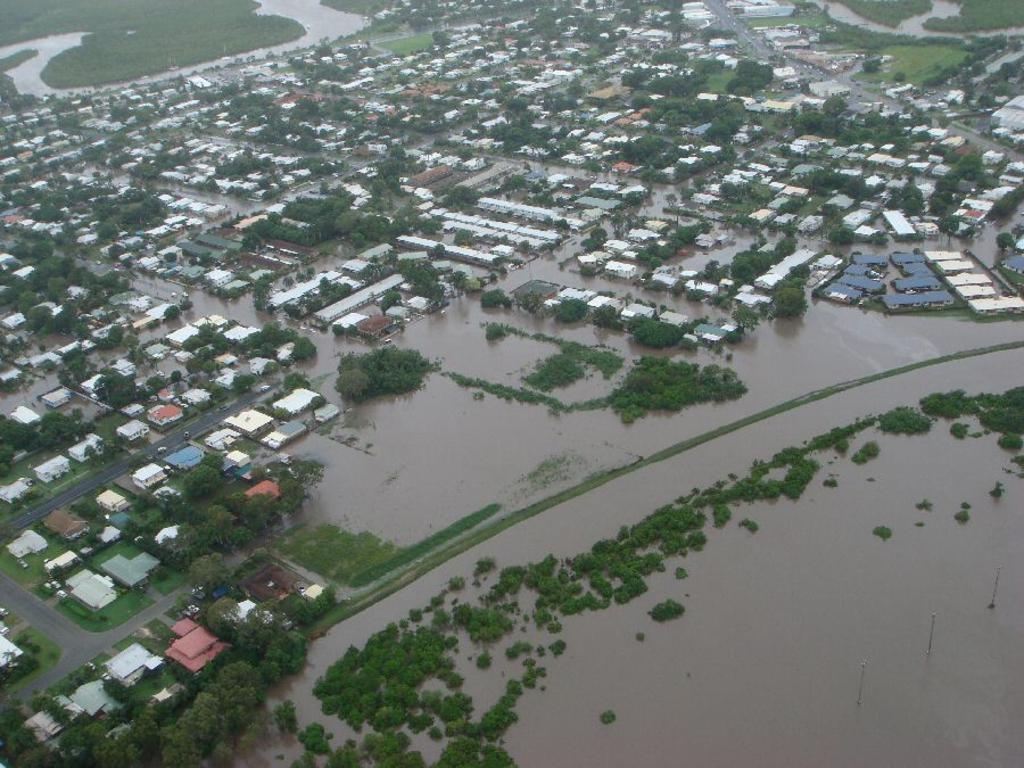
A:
[250,346,1024,767]
[0,0,365,97]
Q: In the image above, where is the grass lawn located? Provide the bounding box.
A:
[150,566,186,596]
[998,265,1024,288]
[748,10,829,29]
[57,590,153,632]
[705,70,734,94]
[276,523,398,584]
[857,44,968,86]
[2,626,62,693]
[0,534,64,588]
[0,0,304,89]
[381,33,434,56]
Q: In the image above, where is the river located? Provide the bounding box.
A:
[0,0,365,98]
[810,0,1024,38]
[245,346,1024,767]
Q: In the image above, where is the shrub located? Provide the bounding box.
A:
[599,710,616,725]
[851,441,880,464]
[481,289,512,309]
[485,324,507,341]
[950,422,968,439]
[739,518,759,533]
[476,652,492,670]
[610,357,746,423]
[872,526,892,541]
[336,347,434,402]
[998,433,1022,451]
[649,599,685,622]
[878,406,931,435]
[554,299,588,323]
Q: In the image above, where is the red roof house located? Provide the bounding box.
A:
[165,619,229,673]
[245,479,281,499]
[148,404,184,427]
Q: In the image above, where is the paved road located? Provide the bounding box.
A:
[1,567,187,700]
[10,389,266,531]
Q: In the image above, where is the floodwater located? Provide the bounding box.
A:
[810,0,1024,38]
[249,347,1024,767]
[0,0,365,97]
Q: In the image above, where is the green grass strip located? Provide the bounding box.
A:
[347,503,503,588]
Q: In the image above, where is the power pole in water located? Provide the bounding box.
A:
[926,612,936,656]
[989,566,1002,610]
[856,660,867,706]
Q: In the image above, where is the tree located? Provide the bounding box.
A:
[732,305,760,330]
[773,282,807,318]
[335,365,370,401]
[997,232,1016,251]
[274,700,298,733]
[184,464,221,500]
[188,554,228,592]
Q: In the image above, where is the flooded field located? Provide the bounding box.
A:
[247,346,1024,767]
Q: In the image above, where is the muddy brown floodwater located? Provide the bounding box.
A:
[242,347,1024,768]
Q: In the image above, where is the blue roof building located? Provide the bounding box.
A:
[851,253,888,267]
[1004,255,1024,275]
[882,290,955,311]
[892,276,942,293]
[165,445,204,470]
[891,251,925,266]
[836,274,885,293]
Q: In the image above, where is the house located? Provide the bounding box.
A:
[116,419,150,442]
[68,433,104,462]
[604,260,639,280]
[132,463,168,490]
[165,445,204,470]
[224,409,274,437]
[261,420,307,450]
[25,710,64,742]
[165,618,229,673]
[155,525,179,546]
[241,563,299,602]
[105,642,163,686]
[44,551,79,573]
[6,529,47,558]
[0,634,23,669]
[245,479,281,500]
[314,403,340,424]
[0,478,33,504]
[10,405,41,425]
[44,509,88,540]
[69,680,120,717]
[41,387,73,408]
[272,388,321,415]
[34,455,71,483]
[148,404,183,428]
[100,551,160,588]
[205,428,239,450]
[66,570,118,611]
[97,489,130,514]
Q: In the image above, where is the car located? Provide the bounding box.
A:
[56,590,67,600]
[157,446,167,454]
[258,384,271,393]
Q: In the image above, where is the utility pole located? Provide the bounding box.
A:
[926,612,936,656]
[988,566,1002,610]
[856,660,867,706]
